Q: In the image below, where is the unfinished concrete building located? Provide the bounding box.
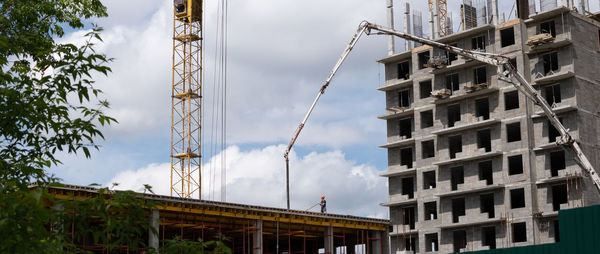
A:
[378,4,600,253]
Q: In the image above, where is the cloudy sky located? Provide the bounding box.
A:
[48,0,598,219]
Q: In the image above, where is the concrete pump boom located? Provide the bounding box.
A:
[283,21,600,209]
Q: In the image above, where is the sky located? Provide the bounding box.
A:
[48,0,599,219]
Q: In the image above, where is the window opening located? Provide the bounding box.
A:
[545,84,561,105]
[482,226,497,249]
[452,198,466,223]
[398,89,411,108]
[474,66,487,85]
[550,150,566,177]
[508,155,523,175]
[449,135,462,159]
[447,43,458,64]
[472,35,486,51]
[510,188,526,209]
[447,104,461,127]
[552,184,568,211]
[501,27,516,47]
[479,161,493,185]
[402,206,416,230]
[399,118,412,139]
[543,52,559,75]
[398,61,410,80]
[540,20,556,37]
[446,73,460,93]
[418,51,430,69]
[420,80,432,99]
[512,222,527,243]
[421,110,434,128]
[424,201,437,220]
[403,236,417,251]
[425,233,439,252]
[453,230,467,253]
[553,220,560,242]
[423,171,436,189]
[477,129,492,152]
[475,97,490,120]
[480,193,495,218]
[402,177,415,199]
[548,118,563,143]
[451,166,464,191]
[506,122,522,142]
[422,140,435,159]
[504,58,518,72]
[400,148,413,169]
[504,91,519,110]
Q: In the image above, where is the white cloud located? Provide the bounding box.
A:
[108,145,388,218]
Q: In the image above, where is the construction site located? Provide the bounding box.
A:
[45,0,600,253]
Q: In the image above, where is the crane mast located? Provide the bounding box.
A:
[284,22,600,207]
[171,0,203,199]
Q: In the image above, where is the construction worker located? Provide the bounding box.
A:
[320,195,327,213]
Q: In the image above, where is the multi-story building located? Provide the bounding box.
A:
[378,6,600,253]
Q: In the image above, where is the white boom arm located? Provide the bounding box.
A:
[283,22,600,205]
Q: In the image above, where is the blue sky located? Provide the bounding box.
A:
[48,0,598,218]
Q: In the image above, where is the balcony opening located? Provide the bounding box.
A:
[553,220,560,242]
[400,148,413,169]
[501,27,516,47]
[506,122,522,142]
[452,198,466,223]
[398,61,410,80]
[550,150,566,177]
[422,140,435,159]
[447,104,461,127]
[447,43,458,64]
[423,171,436,190]
[512,222,527,243]
[510,188,526,209]
[451,166,464,191]
[540,20,556,37]
[504,91,519,110]
[552,184,568,211]
[399,118,413,139]
[475,97,490,120]
[474,66,487,85]
[508,155,523,175]
[418,51,430,69]
[402,206,416,230]
[446,73,460,93]
[401,177,415,199]
[477,129,492,152]
[425,233,439,252]
[403,236,417,252]
[398,89,411,108]
[480,193,495,218]
[479,160,493,185]
[543,52,559,75]
[453,230,467,253]
[421,110,434,128]
[544,84,561,105]
[449,135,462,159]
[482,226,497,249]
[424,201,437,220]
[420,80,433,99]
[472,35,486,51]
[548,118,562,143]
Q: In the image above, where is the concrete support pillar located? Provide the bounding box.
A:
[387,0,395,56]
[491,0,499,25]
[148,209,160,251]
[429,12,435,39]
[253,220,263,254]
[433,0,440,39]
[324,226,334,254]
[404,3,411,51]
[578,0,585,13]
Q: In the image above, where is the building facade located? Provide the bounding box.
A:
[379,7,600,253]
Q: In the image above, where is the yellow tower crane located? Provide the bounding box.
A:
[428,0,448,37]
[171,0,203,199]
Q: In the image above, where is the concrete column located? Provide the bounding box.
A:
[433,0,440,39]
[404,3,412,51]
[429,12,435,39]
[387,0,395,56]
[491,0,499,25]
[324,226,334,254]
[253,220,263,254]
[578,0,585,13]
[148,209,160,251]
